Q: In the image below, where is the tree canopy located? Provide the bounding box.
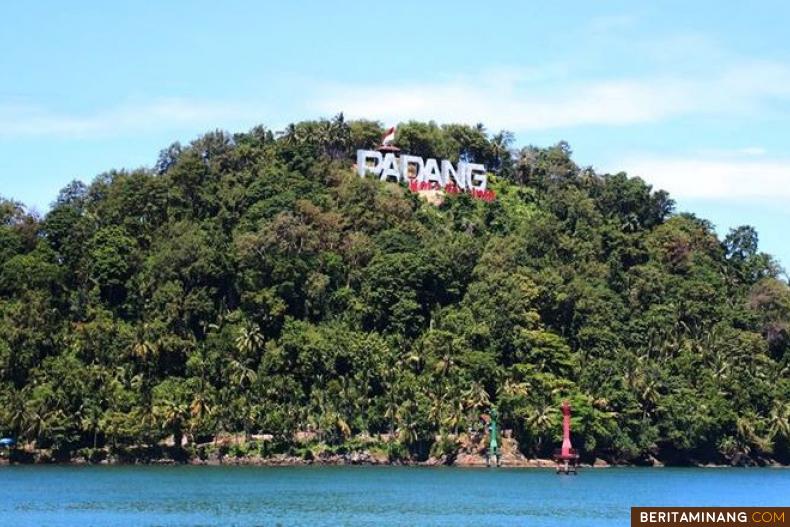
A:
[1,116,787,465]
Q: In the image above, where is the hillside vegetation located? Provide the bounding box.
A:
[1,116,788,465]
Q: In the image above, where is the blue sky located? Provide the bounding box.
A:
[1,1,788,270]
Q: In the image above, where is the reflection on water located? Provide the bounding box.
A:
[1,466,788,526]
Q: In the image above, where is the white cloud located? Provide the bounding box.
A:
[312,74,689,131]
[616,155,790,200]
[0,98,265,138]
[313,61,790,131]
[3,55,790,148]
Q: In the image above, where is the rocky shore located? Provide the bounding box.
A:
[2,434,784,468]
[1,434,606,467]
[185,451,583,468]
[3,450,784,467]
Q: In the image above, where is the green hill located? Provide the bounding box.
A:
[1,116,788,465]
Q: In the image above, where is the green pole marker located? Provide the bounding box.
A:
[486,409,501,467]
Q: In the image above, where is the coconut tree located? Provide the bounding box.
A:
[396,400,420,447]
[131,324,159,360]
[443,403,465,436]
[463,382,490,415]
[490,130,514,172]
[235,322,264,359]
[735,413,772,455]
[4,388,27,439]
[79,402,103,449]
[768,401,790,441]
[189,390,212,440]
[228,358,257,389]
[153,397,189,448]
[24,405,48,446]
[525,403,556,454]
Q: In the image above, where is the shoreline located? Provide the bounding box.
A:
[3,434,785,468]
[3,453,786,468]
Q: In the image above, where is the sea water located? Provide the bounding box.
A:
[0,466,787,526]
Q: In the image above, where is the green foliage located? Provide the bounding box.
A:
[0,118,787,465]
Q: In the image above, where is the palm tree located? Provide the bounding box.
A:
[639,378,661,418]
[235,322,264,358]
[334,412,352,442]
[442,385,465,435]
[382,353,402,438]
[428,395,445,433]
[24,405,48,446]
[131,336,158,360]
[434,351,455,377]
[384,393,398,439]
[463,382,490,413]
[189,390,212,439]
[6,389,27,438]
[228,358,257,389]
[498,379,530,399]
[768,401,790,441]
[736,413,772,453]
[154,398,189,448]
[718,435,741,458]
[496,379,530,427]
[708,347,731,382]
[313,121,331,150]
[131,324,159,360]
[525,403,555,453]
[490,130,514,172]
[443,406,464,436]
[335,376,359,426]
[277,123,300,146]
[396,401,420,446]
[327,112,351,159]
[80,402,103,449]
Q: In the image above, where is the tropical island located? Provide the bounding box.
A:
[0,117,788,467]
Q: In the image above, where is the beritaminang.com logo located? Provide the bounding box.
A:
[631,507,788,527]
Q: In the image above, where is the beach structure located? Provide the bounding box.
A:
[0,437,14,459]
[553,401,579,474]
[485,409,501,467]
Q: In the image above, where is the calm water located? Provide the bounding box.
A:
[0,466,787,526]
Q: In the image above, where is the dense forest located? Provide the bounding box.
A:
[1,116,788,465]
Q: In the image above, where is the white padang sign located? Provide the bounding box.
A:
[356,150,494,200]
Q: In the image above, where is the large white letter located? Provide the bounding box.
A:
[422,158,444,187]
[442,160,470,190]
[467,163,488,191]
[400,155,425,183]
[357,150,382,178]
[379,153,401,182]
